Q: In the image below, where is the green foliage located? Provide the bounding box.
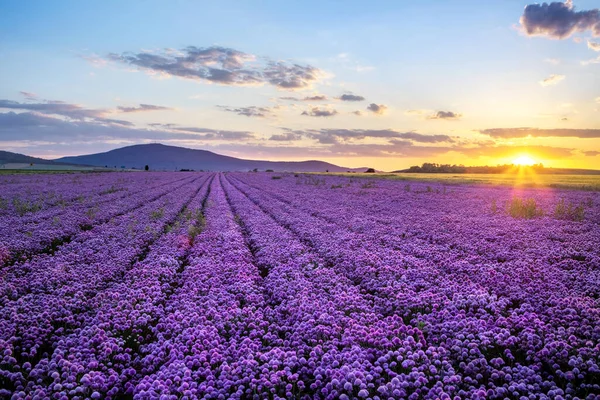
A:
[100,185,121,195]
[491,199,498,214]
[12,197,42,216]
[360,181,376,189]
[508,197,543,219]
[150,207,165,221]
[554,198,585,221]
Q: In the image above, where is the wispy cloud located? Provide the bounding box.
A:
[280,95,328,102]
[544,58,561,64]
[106,46,324,90]
[117,104,173,113]
[520,1,600,39]
[217,105,276,118]
[19,91,38,101]
[588,40,600,51]
[480,127,600,139]
[539,74,565,86]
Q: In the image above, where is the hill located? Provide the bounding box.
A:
[0,151,59,165]
[56,143,366,172]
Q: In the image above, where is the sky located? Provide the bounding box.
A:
[0,0,599,171]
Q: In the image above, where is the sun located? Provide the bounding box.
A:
[512,155,536,166]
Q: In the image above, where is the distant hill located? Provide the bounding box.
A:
[0,151,58,165]
[56,143,367,172]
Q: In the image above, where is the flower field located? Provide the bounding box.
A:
[1,172,599,399]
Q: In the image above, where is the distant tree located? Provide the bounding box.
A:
[365,168,376,173]
[265,169,274,172]
[326,169,329,173]
[144,165,149,171]
[253,168,258,172]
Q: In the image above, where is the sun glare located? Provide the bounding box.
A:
[512,155,536,166]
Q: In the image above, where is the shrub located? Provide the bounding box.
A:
[150,207,165,220]
[554,199,585,221]
[491,199,498,214]
[508,197,543,219]
[271,176,282,180]
[331,184,343,189]
[365,168,376,173]
[12,198,42,216]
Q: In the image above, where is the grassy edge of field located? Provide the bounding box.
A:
[303,172,600,191]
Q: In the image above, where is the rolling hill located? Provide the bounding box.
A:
[55,143,366,172]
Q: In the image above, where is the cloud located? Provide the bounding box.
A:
[170,126,255,140]
[1,111,577,163]
[479,127,600,139]
[217,105,275,118]
[117,104,173,113]
[301,106,338,117]
[351,110,362,116]
[427,111,462,120]
[107,46,324,90]
[338,94,365,102]
[544,58,561,64]
[0,111,255,143]
[588,40,600,51]
[279,95,327,101]
[20,91,38,101]
[0,99,106,119]
[294,128,454,145]
[540,74,565,86]
[583,150,600,156]
[520,1,600,39]
[366,103,388,115]
[269,131,303,141]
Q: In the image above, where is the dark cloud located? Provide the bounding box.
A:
[269,131,303,141]
[480,127,600,139]
[583,150,600,156]
[117,104,173,113]
[294,128,454,145]
[301,107,338,117]
[520,1,600,39]
[351,111,362,116]
[366,103,388,115]
[0,111,255,143]
[108,46,323,89]
[1,111,576,163]
[338,94,365,102]
[427,111,462,120]
[217,105,274,118]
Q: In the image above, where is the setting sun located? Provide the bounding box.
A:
[512,155,537,166]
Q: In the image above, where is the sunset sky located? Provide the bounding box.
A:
[0,0,599,170]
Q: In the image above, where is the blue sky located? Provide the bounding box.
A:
[0,0,599,170]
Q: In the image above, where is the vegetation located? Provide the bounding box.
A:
[508,197,543,219]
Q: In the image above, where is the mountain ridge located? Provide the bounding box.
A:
[54,143,367,172]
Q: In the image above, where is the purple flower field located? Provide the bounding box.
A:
[1,172,599,400]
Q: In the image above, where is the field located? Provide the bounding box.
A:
[1,172,599,399]
[317,172,600,191]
